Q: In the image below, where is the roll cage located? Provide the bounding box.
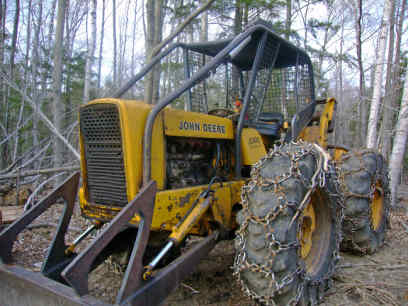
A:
[112,20,316,183]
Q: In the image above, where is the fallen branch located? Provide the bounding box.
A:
[26,222,82,233]
[399,219,408,233]
[181,282,200,294]
[0,166,80,180]
[24,172,67,210]
[338,263,408,270]
[0,69,80,160]
[339,283,400,306]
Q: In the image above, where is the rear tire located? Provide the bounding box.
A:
[337,149,390,255]
[234,142,343,305]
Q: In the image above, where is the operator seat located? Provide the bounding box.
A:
[250,112,284,140]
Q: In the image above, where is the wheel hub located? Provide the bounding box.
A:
[371,183,384,231]
[298,200,316,259]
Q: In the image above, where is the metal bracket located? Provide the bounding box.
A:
[61,181,156,304]
[0,172,80,282]
[123,231,218,306]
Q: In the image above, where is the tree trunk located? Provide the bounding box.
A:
[10,0,20,76]
[232,0,242,100]
[366,0,392,149]
[381,0,405,158]
[97,0,105,89]
[143,0,215,104]
[52,0,67,171]
[83,0,97,103]
[389,67,408,207]
[112,0,117,84]
[336,10,345,146]
[285,0,291,39]
[144,0,164,104]
[200,1,208,42]
[118,0,131,88]
[131,0,138,96]
[354,0,366,147]
[41,0,57,92]
[15,0,32,163]
[0,71,79,160]
[0,1,6,170]
[31,1,43,155]
[10,0,22,163]
[1,0,20,168]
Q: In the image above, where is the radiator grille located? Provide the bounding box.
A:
[80,104,128,207]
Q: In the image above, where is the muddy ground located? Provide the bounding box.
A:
[4,193,408,305]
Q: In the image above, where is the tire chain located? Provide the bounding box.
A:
[234,141,344,306]
[335,149,390,255]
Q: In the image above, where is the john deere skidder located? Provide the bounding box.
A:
[0,21,389,305]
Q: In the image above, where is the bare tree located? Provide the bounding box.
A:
[231,0,242,100]
[144,0,216,105]
[366,0,393,149]
[97,0,106,89]
[118,0,131,87]
[51,0,67,171]
[83,0,97,103]
[130,0,138,96]
[380,0,405,158]
[31,1,43,153]
[354,0,367,147]
[112,0,117,84]
[389,67,408,206]
[0,71,79,159]
[10,0,20,77]
[144,0,165,104]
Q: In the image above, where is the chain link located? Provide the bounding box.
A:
[234,141,343,305]
[335,149,389,255]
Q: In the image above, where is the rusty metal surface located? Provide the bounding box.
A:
[123,231,219,306]
[0,264,108,306]
[0,172,80,275]
[62,181,157,301]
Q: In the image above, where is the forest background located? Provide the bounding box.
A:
[0,0,407,206]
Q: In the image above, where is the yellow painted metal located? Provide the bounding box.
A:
[332,147,348,161]
[298,199,316,259]
[169,196,212,244]
[371,183,384,231]
[80,181,244,234]
[78,98,246,237]
[318,98,336,149]
[241,128,267,165]
[297,98,336,149]
[151,111,166,190]
[79,99,166,199]
[298,126,320,144]
[163,108,234,139]
[210,186,232,228]
[79,132,89,200]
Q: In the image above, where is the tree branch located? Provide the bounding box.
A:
[150,0,216,58]
[0,166,80,180]
[0,69,80,160]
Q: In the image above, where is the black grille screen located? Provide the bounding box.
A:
[80,104,128,207]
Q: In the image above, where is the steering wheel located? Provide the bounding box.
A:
[208,108,235,117]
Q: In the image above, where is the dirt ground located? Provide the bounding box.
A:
[3,192,408,305]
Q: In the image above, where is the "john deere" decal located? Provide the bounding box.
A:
[179,120,226,134]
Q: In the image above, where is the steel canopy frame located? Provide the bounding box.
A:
[109,21,315,183]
